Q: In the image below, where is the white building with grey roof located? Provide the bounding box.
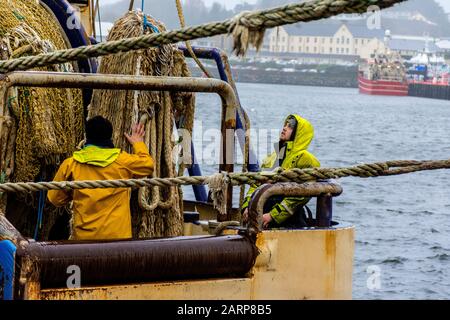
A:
[268,19,445,60]
[268,21,386,60]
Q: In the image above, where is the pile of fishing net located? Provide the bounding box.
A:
[0,2,195,240]
[0,0,84,239]
[88,10,195,238]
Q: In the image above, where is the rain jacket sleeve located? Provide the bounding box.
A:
[268,153,320,224]
[47,159,73,207]
[241,185,258,213]
[240,155,273,213]
[121,142,155,178]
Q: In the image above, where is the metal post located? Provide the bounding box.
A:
[316,193,333,228]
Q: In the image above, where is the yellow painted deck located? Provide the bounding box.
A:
[34,226,354,300]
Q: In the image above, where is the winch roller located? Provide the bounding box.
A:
[17,234,258,289]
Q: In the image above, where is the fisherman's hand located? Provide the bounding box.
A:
[125,123,145,144]
[262,213,273,228]
[242,208,249,223]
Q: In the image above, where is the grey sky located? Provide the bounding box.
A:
[209,0,449,12]
[202,0,256,8]
[100,0,256,8]
[206,0,450,12]
[101,0,450,14]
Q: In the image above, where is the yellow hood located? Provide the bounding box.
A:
[73,145,121,167]
[284,114,314,153]
[261,114,319,170]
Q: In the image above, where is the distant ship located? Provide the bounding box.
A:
[358,74,409,96]
[359,31,450,100]
[358,52,409,96]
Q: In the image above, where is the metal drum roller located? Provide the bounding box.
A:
[16,235,258,289]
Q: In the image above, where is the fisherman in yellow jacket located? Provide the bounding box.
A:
[48,116,154,240]
[241,114,320,229]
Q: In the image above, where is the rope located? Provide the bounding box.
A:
[0,0,407,73]
[1,158,449,193]
[175,0,213,78]
[139,93,176,210]
[214,221,241,236]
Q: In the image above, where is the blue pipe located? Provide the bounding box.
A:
[41,0,98,74]
[41,0,97,118]
[0,240,16,300]
[187,144,208,201]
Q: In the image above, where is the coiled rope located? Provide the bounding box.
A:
[0,158,448,194]
[0,0,407,73]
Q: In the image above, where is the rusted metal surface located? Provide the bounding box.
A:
[0,72,238,104]
[316,193,333,227]
[36,226,355,300]
[218,50,253,170]
[0,214,27,247]
[13,247,38,300]
[218,127,235,221]
[40,278,253,300]
[16,234,257,289]
[247,181,343,234]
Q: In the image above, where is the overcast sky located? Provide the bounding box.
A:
[207,0,450,12]
[102,0,450,14]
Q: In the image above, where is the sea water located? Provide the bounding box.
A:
[183,82,450,300]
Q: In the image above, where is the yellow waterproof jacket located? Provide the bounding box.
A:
[241,114,320,224]
[47,142,154,240]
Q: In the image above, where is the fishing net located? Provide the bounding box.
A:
[88,10,195,238]
[0,0,84,239]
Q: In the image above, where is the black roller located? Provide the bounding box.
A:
[17,235,258,289]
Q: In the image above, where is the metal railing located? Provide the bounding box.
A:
[246,180,343,234]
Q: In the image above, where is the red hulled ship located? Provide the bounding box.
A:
[359,50,408,96]
[358,74,409,96]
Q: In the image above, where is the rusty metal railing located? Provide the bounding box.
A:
[246,180,343,236]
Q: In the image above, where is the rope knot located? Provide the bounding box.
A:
[229,11,266,57]
[206,172,230,216]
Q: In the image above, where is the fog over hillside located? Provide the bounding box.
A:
[101,0,450,37]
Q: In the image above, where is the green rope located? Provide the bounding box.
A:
[12,9,25,21]
[0,0,407,73]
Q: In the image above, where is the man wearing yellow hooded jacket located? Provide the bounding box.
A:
[241,114,320,229]
[47,116,154,240]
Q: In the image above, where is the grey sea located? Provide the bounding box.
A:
[184,82,450,300]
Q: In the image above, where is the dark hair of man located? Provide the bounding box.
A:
[85,115,115,148]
